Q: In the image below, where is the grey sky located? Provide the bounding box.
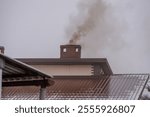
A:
[0,0,150,74]
[0,0,79,57]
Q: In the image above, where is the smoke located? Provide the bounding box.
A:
[68,0,107,44]
[66,0,126,53]
[67,0,118,45]
[66,0,150,73]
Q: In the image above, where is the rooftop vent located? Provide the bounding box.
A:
[0,46,4,54]
[60,45,81,59]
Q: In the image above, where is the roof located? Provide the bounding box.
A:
[17,58,113,75]
[0,54,54,87]
[17,58,109,65]
[2,74,149,100]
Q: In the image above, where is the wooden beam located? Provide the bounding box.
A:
[2,79,54,87]
[3,74,38,79]
[0,69,2,99]
[0,58,5,99]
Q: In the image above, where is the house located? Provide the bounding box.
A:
[1,45,149,100]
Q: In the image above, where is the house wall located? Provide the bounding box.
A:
[32,65,93,76]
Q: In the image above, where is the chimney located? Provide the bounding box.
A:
[60,45,81,59]
[0,46,4,54]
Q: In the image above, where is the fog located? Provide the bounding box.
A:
[0,0,150,73]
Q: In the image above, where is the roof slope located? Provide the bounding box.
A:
[0,54,53,87]
[2,74,149,100]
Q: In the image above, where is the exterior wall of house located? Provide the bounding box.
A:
[32,65,93,76]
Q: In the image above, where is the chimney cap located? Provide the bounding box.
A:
[60,44,81,48]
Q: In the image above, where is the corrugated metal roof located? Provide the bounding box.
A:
[0,54,53,87]
[2,74,149,100]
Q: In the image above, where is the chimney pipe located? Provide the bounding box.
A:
[0,46,4,54]
[60,45,81,59]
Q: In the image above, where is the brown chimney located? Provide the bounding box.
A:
[0,46,4,54]
[60,45,81,59]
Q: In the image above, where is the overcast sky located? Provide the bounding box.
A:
[0,0,79,58]
[0,0,150,73]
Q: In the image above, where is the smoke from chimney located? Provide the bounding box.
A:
[66,0,150,74]
[66,0,125,56]
[68,0,107,45]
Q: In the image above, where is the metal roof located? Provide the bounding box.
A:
[47,74,149,100]
[0,54,53,87]
[2,74,149,100]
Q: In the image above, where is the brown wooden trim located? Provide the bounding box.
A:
[2,79,54,87]
[17,58,109,65]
